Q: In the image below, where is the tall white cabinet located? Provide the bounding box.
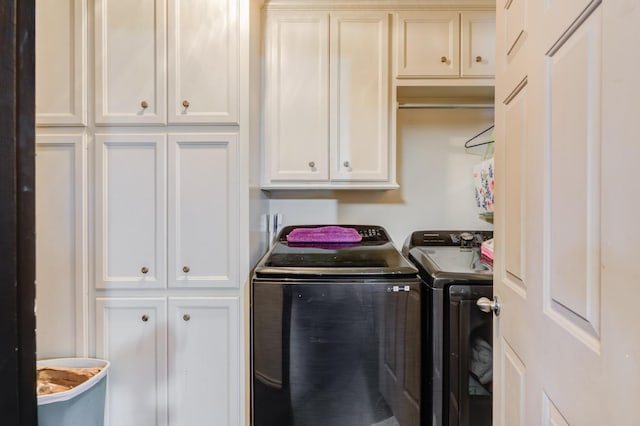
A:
[35,0,258,424]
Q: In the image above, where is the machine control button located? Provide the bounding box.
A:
[460,232,475,248]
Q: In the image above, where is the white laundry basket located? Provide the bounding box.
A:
[37,358,110,426]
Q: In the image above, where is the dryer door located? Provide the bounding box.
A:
[447,284,493,426]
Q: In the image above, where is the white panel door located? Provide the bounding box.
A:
[168,297,240,426]
[461,12,495,77]
[395,11,459,78]
[168,0,238,124]
[167,134,238,288]
[35,0,86,126]
[330,12,389,181]
[95,0,166,124]
[263,11,330,182]
[494,1,640,424]
[95,134,166,289]
[35,134,87,358]
[95,298,168,426]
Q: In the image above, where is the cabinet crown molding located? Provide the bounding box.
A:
[263,0,496,11]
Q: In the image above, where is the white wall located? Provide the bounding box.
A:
[266,108,495,246]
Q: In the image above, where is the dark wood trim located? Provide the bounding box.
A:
[0,0,37,424]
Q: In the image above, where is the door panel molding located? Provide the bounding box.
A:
[542,392,569,426]
[503,82,527,287]
[499,339,526,426]
[543,6,602,351]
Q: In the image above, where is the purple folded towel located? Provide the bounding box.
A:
[286,226,362,243]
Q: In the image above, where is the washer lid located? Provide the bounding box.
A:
[409,246,493,285]
[254,225,418,277]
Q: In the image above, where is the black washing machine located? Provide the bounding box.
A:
[403,231,493,426]
[252,225,422,426]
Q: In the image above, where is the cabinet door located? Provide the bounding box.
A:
[461,12,496,77]
[95,298,168,426]
[263,11,330,182]
[168,297,240,426]
[168,0,238,124]
[330,12,389,181]
[95,134,166,289]
[35,134,87,358]
[35,0,86,126]
[167,134,238,288]
[95,0,166,124]
[395,11,460,78]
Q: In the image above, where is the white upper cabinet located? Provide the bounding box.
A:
[35,0,86,126]
[95,0,239,125]
[262,10,393,189]
[263,12,330,182]
[461,11,496,77]
[168,0,238,124]
[395,11,495,79]
[330,13,390,182]
[395,11,460,78]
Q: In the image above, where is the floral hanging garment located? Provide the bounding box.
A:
[473,157,495,222]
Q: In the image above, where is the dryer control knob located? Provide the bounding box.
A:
[460,232,475,247]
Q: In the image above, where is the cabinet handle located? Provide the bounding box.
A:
[183,314,191,321]
[476,55,483,63]
[182,100,190,108]
[308,161,315,168]
[141,314,149,322]
[141,100,148,109]
[141,266,149,274]
[343,161,350,168]
[441,56,448,63]
[182,266,190,273]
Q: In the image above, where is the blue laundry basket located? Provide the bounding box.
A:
[37,358,110,426]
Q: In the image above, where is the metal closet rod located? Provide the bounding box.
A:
[398,103,495,109]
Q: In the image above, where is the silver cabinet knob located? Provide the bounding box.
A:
[308,161,315,168]
[141,266,149,274]
[477,296,501,316]
[182,100,190,108]
[441,56,448,63]
[141,314,149,322]
[183,314,191,321]
[475,55,483,63]
[182,266,190,273]
[141,100,148,109]
[343,161,350,168]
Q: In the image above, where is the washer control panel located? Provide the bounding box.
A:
[408,230,493,248]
